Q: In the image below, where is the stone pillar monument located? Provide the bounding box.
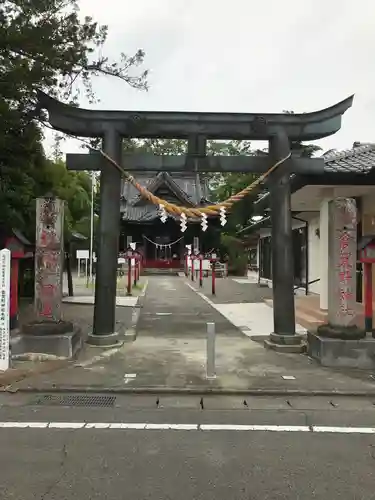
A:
[308,198,370,369]
[34,195,64,321]
[327,198,357,328]
[13,195,83,358]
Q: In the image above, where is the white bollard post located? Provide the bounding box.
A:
[206,322,216,379]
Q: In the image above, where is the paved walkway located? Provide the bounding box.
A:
[189,274,273,304]
[9,276,375,394]
[188,276,306,337]
[136,276,242,338]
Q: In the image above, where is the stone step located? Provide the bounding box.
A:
[295,310,324,331]
[295,304,327,322]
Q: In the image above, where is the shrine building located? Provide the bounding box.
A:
[120,170,218,271]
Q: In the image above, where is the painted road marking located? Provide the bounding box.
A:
[0,422,374,434]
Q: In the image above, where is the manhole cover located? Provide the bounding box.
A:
[31,394,116,407]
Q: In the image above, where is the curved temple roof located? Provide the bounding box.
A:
[37,91,354,141]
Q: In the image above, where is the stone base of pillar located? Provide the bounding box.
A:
[86,331,120,347]
[14,320,84,359]
[308,331,375,369]
[317,323,365,340]
[264,332,305,353]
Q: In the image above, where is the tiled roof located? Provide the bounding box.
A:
[121,169,213,222]
[121,205,165,222]
[323,143,375,173]
[254,143,375,206]
[123,171,209,206]
[131,172,194,207]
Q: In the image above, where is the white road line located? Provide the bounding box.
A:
[200,424,310,432]
[313,426,375,434]
[48,422,86,429]
[0,422,374,434]
[185,282,214,305]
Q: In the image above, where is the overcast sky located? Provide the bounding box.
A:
[45,0,375,157]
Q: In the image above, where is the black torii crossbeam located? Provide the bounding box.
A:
[66,152,325,174]
[36,90,353,351]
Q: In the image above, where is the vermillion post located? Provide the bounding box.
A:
[127,258,132,296]
[364,262,373,334]
[212,261,216,295]
[199,257,203,288]
[185,253,189,276]
[133,257,137,287]
[191,257,195,282]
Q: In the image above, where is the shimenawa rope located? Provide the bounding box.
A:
[97,149,291,219]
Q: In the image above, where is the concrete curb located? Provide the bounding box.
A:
[6,386,375,397]
[0,360,71,389]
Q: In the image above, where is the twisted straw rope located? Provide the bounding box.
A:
[98,149,291,218]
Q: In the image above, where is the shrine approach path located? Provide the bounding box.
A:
[137,275,241,338]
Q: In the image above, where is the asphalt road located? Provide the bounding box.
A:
[1,394,375,499]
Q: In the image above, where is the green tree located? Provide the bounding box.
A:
[0,0,148,236]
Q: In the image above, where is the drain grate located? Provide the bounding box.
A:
[32,394,116,408]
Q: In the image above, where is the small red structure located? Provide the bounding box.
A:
[358,235,375,336]
[3,230,32,330]
[133,250,141,285]
[197,252,204,288]
[190,254,196,282]
[210,252,218,296]
[126,247,134,296]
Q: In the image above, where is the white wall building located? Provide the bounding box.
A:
[243,143,375,310]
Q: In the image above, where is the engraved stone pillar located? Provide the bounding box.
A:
[327,198,357,327]
[34,196,64,322]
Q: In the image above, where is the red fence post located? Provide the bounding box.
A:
[210,252,217,296]
[199,255,203,288]
[133,256,137,287]
[126,247,133,296]
[364,262,373,334]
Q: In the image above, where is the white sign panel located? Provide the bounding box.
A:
[0,249,11,371]
[130,242,136,251]
[76,249,89,260]
[189,258,211,271]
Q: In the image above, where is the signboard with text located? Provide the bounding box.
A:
[0,249,11,371]
[328,198,357,327]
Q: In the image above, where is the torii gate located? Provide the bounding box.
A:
[37,91,353,350]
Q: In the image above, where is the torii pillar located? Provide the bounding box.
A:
[90,129,123,345]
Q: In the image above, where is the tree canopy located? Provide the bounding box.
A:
[0,0,148,240]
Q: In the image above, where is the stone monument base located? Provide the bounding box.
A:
[307,331,375,369]
[11,320,85,359]
[264,332,305,353]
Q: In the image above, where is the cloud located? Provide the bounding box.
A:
[45,0,375,156]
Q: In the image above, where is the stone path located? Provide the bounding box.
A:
[10,275,375,393]
[189,274,273,304]
[136,276,242,338]
[187,277,306,338]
